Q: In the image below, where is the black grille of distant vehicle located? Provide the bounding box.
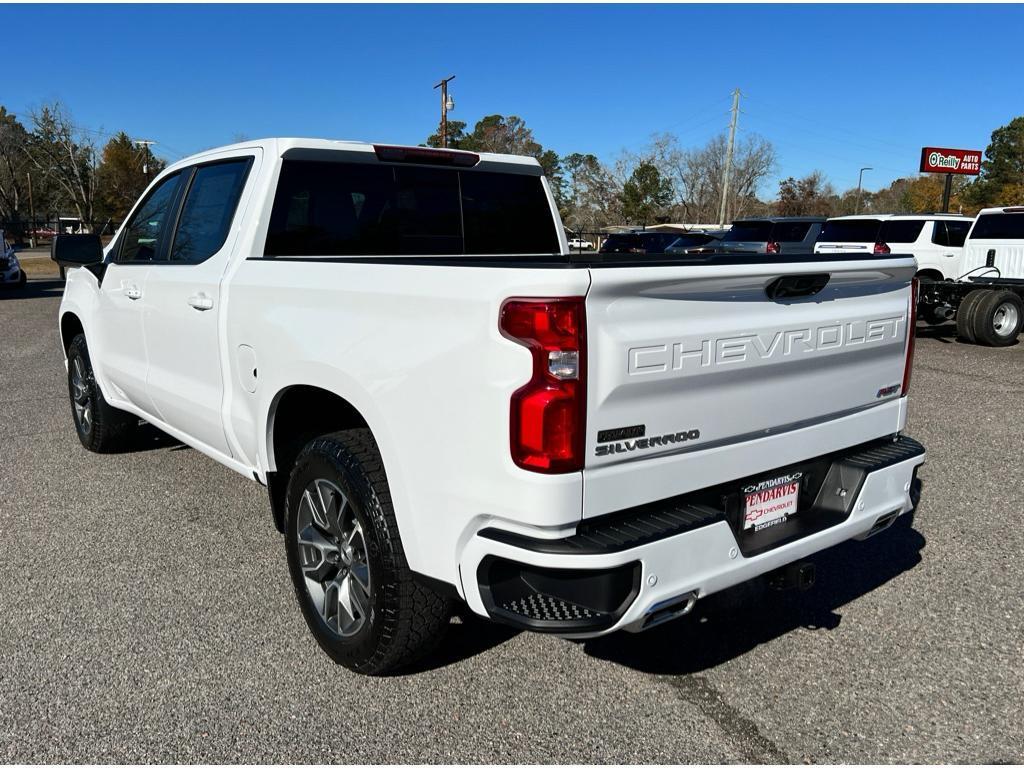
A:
[0,257,9,270]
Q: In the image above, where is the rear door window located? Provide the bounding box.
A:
[170,159,252,263]
[969,213,1024,240]
[945,220,972,246]
[770,221,812,243]
[817,219,883,243]
[265,160,558,257]
[878,220,925,243]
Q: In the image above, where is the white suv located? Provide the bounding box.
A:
[815,214,974,281]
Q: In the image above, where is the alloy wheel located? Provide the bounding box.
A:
[71,356,92,435]
[295,478,372,637]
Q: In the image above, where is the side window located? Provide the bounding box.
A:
[931,221,950,247]
[170,159,252,264]
[946,221,971,247]
[118,173,181,263]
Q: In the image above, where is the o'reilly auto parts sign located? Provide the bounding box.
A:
[920,147,982,175]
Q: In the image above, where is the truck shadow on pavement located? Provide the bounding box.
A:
[582,512,926,676]
[915,322,958,344]
[0,278,65,300]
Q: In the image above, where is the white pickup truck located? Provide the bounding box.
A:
[53,138,925,675]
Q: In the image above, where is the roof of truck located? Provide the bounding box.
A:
[166,137,542,171]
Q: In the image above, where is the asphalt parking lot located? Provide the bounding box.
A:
[2,279,1023,763]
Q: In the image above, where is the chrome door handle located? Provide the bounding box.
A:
[187,293,214,311]
[125,285,142,300]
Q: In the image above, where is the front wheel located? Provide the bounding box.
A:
[66,334,139,452]
[284,429,451,675]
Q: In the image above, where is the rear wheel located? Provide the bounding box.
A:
[66,334,139,452]
[955,289,989,344]
[972,290,1023,347]
[284,429,451,675]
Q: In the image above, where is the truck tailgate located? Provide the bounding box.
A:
[583,257,915,517]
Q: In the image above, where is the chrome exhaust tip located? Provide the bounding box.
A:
[641,591,698,630]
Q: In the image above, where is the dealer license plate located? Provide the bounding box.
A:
[742,473,802,532]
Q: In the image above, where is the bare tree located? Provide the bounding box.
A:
[618,131,776,224]
[24,102,100,231]
[561,152,622,232]
[0,107,30,224]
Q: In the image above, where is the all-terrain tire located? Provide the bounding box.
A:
[972,290,1023,347]
[955,289,989,344]
[284,429,451,675]
[66,333,139,452]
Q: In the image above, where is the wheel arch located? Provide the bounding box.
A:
[264,384,375,532]
[59,311,85,356]
[915,268,944,282]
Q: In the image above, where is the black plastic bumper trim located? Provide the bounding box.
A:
[479,435,924,556]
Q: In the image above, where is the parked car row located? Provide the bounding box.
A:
[0,229,27,288]
[593,212,979,284]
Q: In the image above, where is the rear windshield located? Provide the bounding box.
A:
[722,221,774,242]
[878,220,925,243]
[817,219,883,243]
[264,160,559,257]
[970,213,1024,241]
[770,221,813,243]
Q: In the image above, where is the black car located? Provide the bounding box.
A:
[599,231,697,255]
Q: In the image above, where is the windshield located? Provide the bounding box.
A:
[818,219,883,243]
[723,221,774,242]
[668,234,715,249]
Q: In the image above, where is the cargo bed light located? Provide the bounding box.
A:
[499,298,586,474]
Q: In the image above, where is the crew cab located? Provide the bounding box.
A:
[53,138,925,674]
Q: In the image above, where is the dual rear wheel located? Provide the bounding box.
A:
[956,289,1023,347]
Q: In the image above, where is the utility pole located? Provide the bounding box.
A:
[718,88,741,227]
[855,166,872,214]
[133,139,156,180]
[26,172,35,248]
[940,173,953,213]
[433,75,456,148]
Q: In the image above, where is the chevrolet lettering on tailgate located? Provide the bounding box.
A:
[627,316,906,376]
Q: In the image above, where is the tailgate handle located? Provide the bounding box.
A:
[765,274,830,301]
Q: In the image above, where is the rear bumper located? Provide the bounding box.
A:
[461,435,925,636]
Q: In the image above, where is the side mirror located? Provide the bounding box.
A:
[51,234,104,267]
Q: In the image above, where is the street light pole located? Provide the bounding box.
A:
[433,75,456,148]
[855,166,872,214]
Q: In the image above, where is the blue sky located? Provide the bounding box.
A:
[3,4,1021,196]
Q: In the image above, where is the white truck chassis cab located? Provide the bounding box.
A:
[53,138,925,674]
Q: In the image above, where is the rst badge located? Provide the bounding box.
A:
[743,472,802,531]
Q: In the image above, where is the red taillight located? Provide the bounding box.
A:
[902,278,918,396]
[873,241,891,254]
[499,298,586,473]
[766,241,781,254]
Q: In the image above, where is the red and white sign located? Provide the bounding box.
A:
[920,147,982,175]
[743,473,801,531]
